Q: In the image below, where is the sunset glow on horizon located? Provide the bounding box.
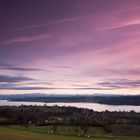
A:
[0,0,140,95]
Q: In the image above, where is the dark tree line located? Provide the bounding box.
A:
[0,106,139,127]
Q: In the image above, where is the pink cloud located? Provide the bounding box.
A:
[3,34,50,45]
[92,18,140,31]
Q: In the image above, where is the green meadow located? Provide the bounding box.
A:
[0,126,140,140]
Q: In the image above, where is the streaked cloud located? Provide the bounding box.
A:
[0,84,114,91]
[98,79,140,89]
[92,18,140,31]
[0,75,34,83]
[0,63,43,71]
[3,34,50,45]
[3,16,83,33]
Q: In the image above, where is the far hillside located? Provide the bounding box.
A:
[0,94,140,106]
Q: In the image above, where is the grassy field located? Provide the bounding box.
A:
[12,125,108,136]
[0,126,140,140]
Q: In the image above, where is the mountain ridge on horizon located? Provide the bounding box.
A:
[0,93,140,106]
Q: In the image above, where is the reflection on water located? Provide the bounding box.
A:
[0,100,139,112]
[47,102,140,112]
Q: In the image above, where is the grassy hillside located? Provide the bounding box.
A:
[0,126,140,140]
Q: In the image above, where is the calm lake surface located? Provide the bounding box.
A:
[0,100,139,112]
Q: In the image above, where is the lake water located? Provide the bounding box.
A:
[0,100,139,112]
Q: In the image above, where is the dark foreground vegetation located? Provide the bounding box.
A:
[1,94,140,105]
[0,105,140,137]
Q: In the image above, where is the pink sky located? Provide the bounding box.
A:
[0,0,140,95]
